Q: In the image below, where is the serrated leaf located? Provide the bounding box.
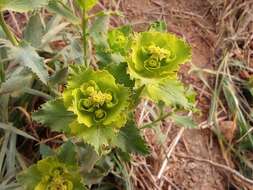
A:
[24,14,45,48]
[76,0,98,11]
[32,99,76,133]
[10,43,49,84]
[48,0,80,24]
[169,114,196,128]
[0,0,48,12]
[70,122,115,155]
[115,119,149,155]
[41,22,69,46]
[145,79,190,108]
[89,14,110,49]
[0,74,33,96]
[102,62,134,88]
[81,126,115,155]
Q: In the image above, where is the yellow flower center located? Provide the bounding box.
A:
[47,177,73,190]
[48,168,73,190]
[142,45,176,68]
[94,109,106,120]
[79,81,116,122]
[35,167,73,190]
[114,31,127,46]
[144,57,160,69]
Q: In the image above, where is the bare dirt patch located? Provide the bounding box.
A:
[118,0,229,189]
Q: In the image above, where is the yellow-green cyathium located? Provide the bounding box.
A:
[62,67,130,153]
[128,31,191,85]
[18,157,85,190]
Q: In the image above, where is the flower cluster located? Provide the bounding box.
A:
[18,157,85,190]
[108,26,132,55]
[128,31,191,85]
[63,68,130,129]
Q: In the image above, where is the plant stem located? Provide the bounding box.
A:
[82,9,88,65]
[140,112,172,129]
[0,12,18,46]
[0,60,4,82]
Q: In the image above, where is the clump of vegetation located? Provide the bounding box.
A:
[0,0,195,189]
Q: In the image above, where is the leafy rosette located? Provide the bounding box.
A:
[63,66,130,153]
[128,31,191,84]
[33,66,130,154]
[18,157,85,190]
[128,31,193,108]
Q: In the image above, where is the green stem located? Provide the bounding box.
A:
[0,60,4,82]
[140,112,172,129]
[82,10,88,65]
[0,12,18,46]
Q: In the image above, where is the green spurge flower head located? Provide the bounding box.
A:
[63,67,129,128]
[128,31,191,85]
[108,26,132,55]
[18,157,85,190]
[61,66,130,153]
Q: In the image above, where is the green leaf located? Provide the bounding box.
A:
[39,144,55,158]
[71,123,116,155]
[76,0,98,11]
[89,14,127,64]
[48,0,80,24]
[78,143,99,173]
[17,165,42,190]
[169,114,197,128]
[24,14,45,48]
[49,67,68,86]
[10,43,49,84]
[0,0,48,12]
[58,141,76,165]
[32,99,76,133]
[115,119,149,155]
[145,79,190,108]
[89,14,110,49]
[102,62,134,88]
[149,21,167,32]
[83,155,113,185]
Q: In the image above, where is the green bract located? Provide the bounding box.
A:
[61,66,130,153]
[63,67,129,128]
[108,26,132,55]
[128,31,191,85]
[18,157,85,190]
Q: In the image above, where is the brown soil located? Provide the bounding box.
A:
[118,0,228,189]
